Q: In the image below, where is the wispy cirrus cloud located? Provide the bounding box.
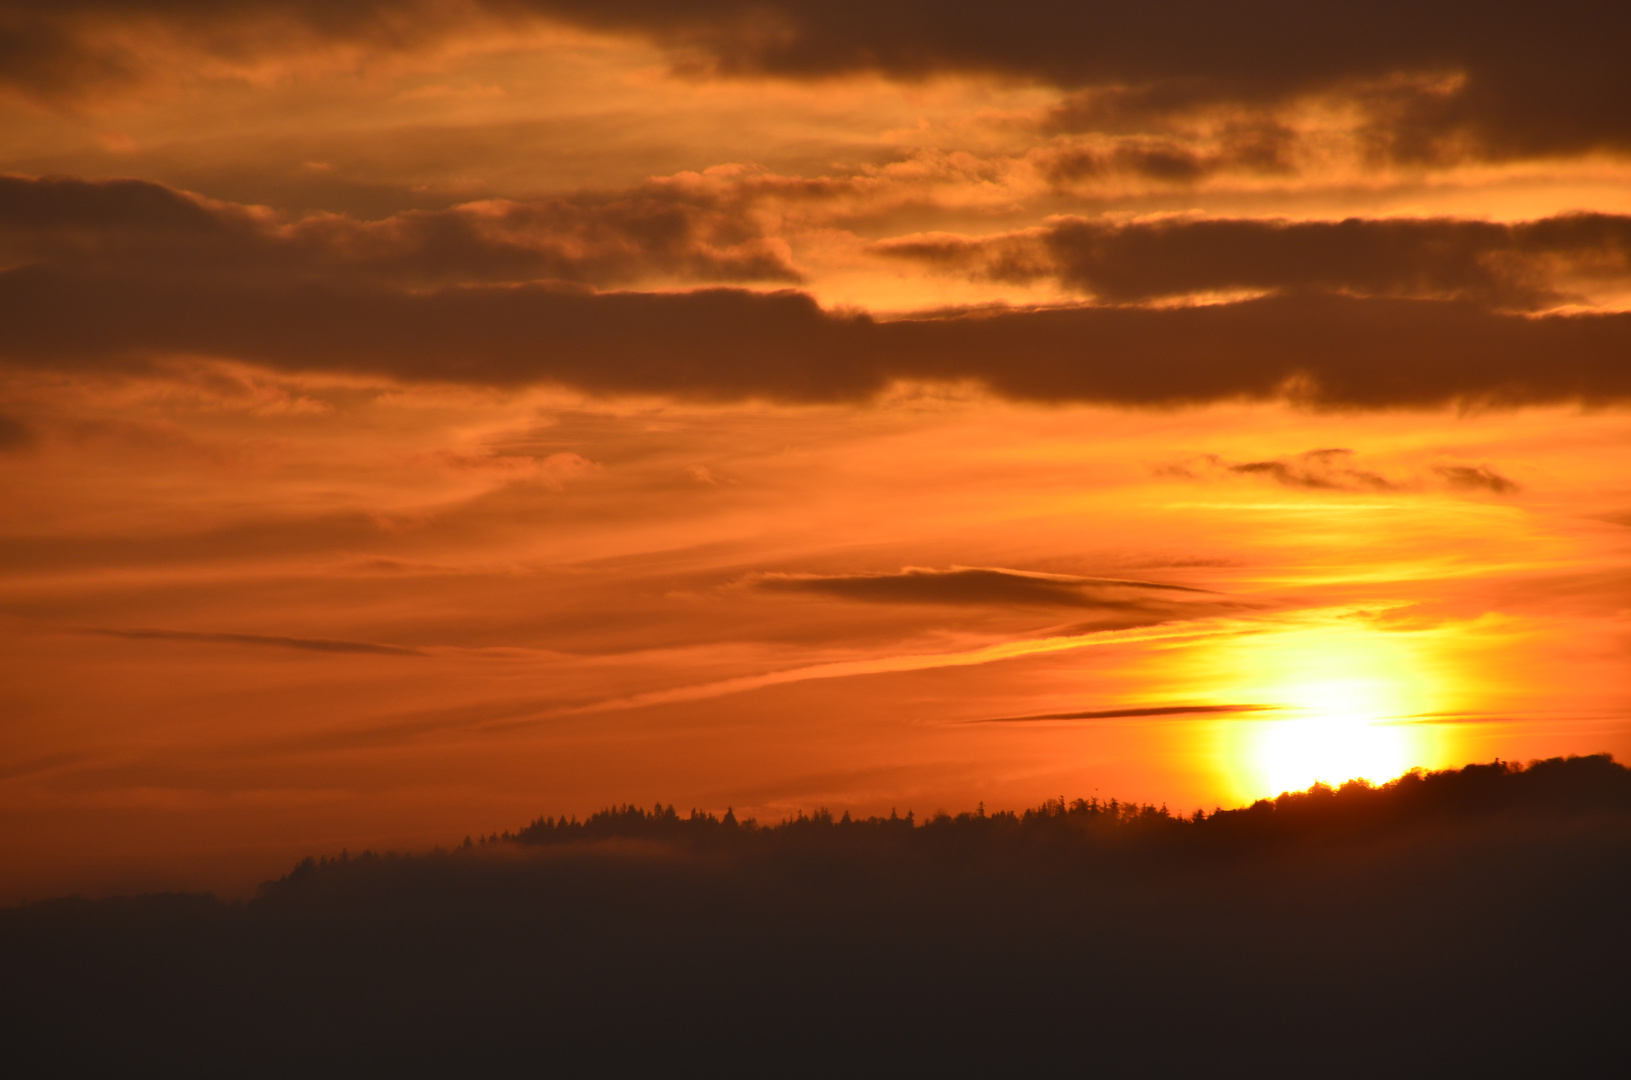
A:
[748,566,1209,609]
[975,703,1275,723]
[1158,449,1520,495]
[1434,465,1520,495]
[86,626,424,656]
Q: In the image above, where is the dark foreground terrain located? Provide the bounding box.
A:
[5,756,1630,1075]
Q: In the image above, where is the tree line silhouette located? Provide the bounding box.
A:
[5,755,1629,1075]
[452,752,1631,853]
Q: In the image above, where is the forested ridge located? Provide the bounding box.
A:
[6,756,1629,1075]
[494,753,1631,849]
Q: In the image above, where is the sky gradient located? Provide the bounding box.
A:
[2,0,1628,900]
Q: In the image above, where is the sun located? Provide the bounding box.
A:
[1247,677,1420,797]
[1204,618,1449,799]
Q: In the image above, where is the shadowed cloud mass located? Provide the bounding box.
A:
[15,176,1631,308]
[4,176,1629,408]
[0,175,801,289]
[5,271,1629,407]
[2,2,1627,163]
[876,214,1631,310]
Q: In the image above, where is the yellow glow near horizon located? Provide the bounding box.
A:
[1246,686,1421,798]
[1208,618,1450,799]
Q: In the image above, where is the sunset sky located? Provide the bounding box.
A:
[2,0,1628,900]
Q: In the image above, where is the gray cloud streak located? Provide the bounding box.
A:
[88,626,424,656]
[751,568,1208,609]
[976,704,1275,722]
[1161,450,1522,495]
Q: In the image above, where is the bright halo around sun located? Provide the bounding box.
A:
[1247,677,1419,797]
[1207,617,1449,799]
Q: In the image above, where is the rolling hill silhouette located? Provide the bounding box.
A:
[4,756,1628,1075]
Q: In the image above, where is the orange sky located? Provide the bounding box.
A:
[2,1,1629,900]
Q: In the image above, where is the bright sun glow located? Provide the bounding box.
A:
[1206,617,1450,799]
[1247,679,1418,797]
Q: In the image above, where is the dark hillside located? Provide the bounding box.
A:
[4,756,1629,1075]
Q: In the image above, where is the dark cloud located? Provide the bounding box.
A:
[0,175,801,289]
[0,1,467,104]
[1163,450,1522,495]
[2,179,1629,406]
[1434,464,1519,495]
[539,1,1631,160]
[1228,449,1396,492]
[5,265,1631,407]
[87,626,423,656]
[1035,127,1300,185]
[746,565,1238,640]
[2,3,1625,161]
[750,567,1207,609]
[875,214,1631,309]
[976,703,1274,722]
